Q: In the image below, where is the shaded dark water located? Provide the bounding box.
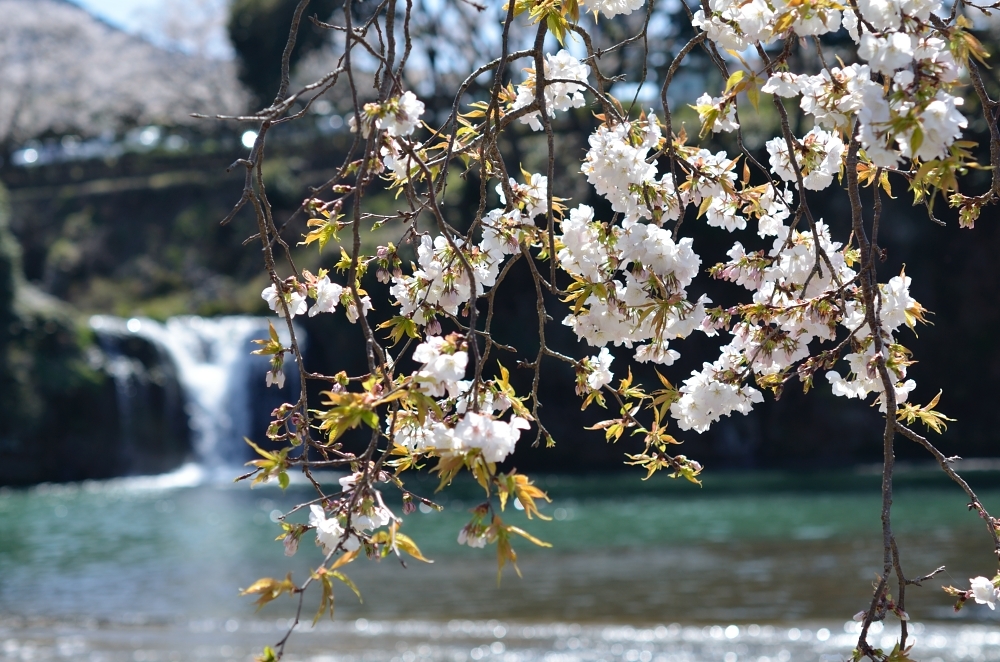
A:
[2,468,1000,661]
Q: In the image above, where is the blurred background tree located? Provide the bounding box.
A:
[227,0,342,109]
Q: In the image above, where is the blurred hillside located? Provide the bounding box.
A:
[0,0,245,148]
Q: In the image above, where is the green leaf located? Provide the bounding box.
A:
[331,571,363,602]
[240,573,296,610]
[393,532,434,563]
[724,70,745,94]
[506,525,552,547]
[546,13,566,46]
[910,127,924,157]
[697,195,713,219]
[746,82,760,111]
[300,218,341,252]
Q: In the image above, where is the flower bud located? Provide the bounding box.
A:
[284,534,299,557]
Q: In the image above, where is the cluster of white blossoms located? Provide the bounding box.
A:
[565,80,931,434]
[674,218,851,431]
[390,233,502,325]
[825,273,921,411]
[765,127,845,191]
[261,275,371,322]
[307,473,394,555]
[584,347,615,391]
[709,222,924,418]
[687,0,969,170]
[763,64,871,132]
[692,0,841,52]
[497,173,548,220]
[670,349,766,433]
[411,334,469,398]
[385,334,530,463]
[388,172,546,327]
[695,93,739,133]
[391,411,530,464]
[350,91,425,138]
[848,1,965,165]
[581,0,646,18]
[556,202,707,365]
[512,50,590,131]
[581,118,684,224]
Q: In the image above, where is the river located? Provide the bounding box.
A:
[2,467,999,662]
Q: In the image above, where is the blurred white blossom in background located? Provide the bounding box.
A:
[0,0,244,146]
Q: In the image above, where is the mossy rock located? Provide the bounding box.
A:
[0,183,191,485]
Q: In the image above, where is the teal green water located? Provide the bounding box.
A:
[1,468,998,626]
[3,468,1000,662]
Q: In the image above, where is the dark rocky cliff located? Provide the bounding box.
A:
[0,183,191,486]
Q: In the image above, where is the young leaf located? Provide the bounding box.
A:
[240,573,297,610]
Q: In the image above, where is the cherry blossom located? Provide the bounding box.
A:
[586,348,615,390]
[309,276,344,317]
[766,127,845,191]
[513,50,590,131]
[261,283,307,318]
[970,577,998,609]
[412,334,469,397]
[309,505,358,554]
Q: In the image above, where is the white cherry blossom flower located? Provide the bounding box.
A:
[262,283,307,318]
[382,91,425,137]
[309,276,344,317]
[766,127,844,191]
[309,504,359,553]
[586,347,615,390]
[458,526,488,548]
[695,93,739,133]
[266,368,285,389]
[856,0,901,30]
[353,501,393,531]
[344,294,372,324]
[513,50,590,131]
[452,412,530,463]
[413,335,468,396]
[971,576,998,609]
[498,173,548,218]
[761,72,802,98]
[859,32,915,74]
[896,92,967,162]
[582,0,646,18]
[635,341,681,365]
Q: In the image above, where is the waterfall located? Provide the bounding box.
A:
[90,315,303,473]
[94,336,148,464]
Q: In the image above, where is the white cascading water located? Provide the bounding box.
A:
[90,315,300,475]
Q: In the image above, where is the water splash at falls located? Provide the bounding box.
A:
[90,315,302,473]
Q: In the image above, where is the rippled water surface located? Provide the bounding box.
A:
[2,468,1000,661]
